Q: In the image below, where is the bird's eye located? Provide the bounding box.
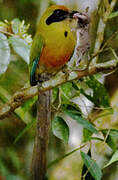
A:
[56,10,60,14]
[54,9,61,15]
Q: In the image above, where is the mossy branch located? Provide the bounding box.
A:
[0,58,118,120]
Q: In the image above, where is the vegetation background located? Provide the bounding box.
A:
[0,0,118,179]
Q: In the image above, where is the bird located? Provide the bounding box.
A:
[29,5,77,180]
[29,5,77,86]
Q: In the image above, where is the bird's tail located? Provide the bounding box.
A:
[31,89,51,180]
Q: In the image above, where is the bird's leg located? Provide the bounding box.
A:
[61,65,72,81]
[38,73,53,83]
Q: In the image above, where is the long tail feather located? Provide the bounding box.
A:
[31,88,51,180]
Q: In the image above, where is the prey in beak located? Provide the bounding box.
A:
[72,11,90,27]
[70,11,90,67]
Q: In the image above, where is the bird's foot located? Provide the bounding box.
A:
[38,73,53,83]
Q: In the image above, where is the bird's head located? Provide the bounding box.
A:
[39,5,78,26]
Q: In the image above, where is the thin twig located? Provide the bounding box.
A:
[48,143,87,168]
[0,30,18,37]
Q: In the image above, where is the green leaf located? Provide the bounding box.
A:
[81,151,102,180]
[52,88,59,103]
[0,21,6,27]
[9,36,30,64]
[61,82,73,104]
[109,11,118,19]
[83,76,110,107]
[104,150,118,168]
[11,18,21,34]
[101,129,118,151]
[101,129,118,138]
[52,116,69,143]
[0,33,10,75]
[65,110,98,133]
[81,150,94,180]
[106,136,117,151]
[83,128,93,142]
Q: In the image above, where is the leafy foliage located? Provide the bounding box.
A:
[81,151,102,180]
[65,110,98,133]
[83,128,93,142]
[9,36,30,64]
[0,18,32,75]
[81,150,95,180]
[109,11,118,19]
[0,33,10,75]
[61,82,73,104]
[101,129,118,151]
[104,150,118,168]
[52,116,69,143]
[102,129,118,138]
[80,76,110,108]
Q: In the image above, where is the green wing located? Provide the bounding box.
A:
[29,33,44,86]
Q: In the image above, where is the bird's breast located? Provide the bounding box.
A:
[39,46,71,69]
[39,35,75,73]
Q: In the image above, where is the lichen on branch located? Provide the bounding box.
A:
[0,58,118,120]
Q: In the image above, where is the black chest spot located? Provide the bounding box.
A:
[64,31,68,37]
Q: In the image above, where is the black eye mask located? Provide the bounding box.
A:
[46,9,69,25]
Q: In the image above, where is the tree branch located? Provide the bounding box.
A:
[0,59,118,120]
[90,0,117,66]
